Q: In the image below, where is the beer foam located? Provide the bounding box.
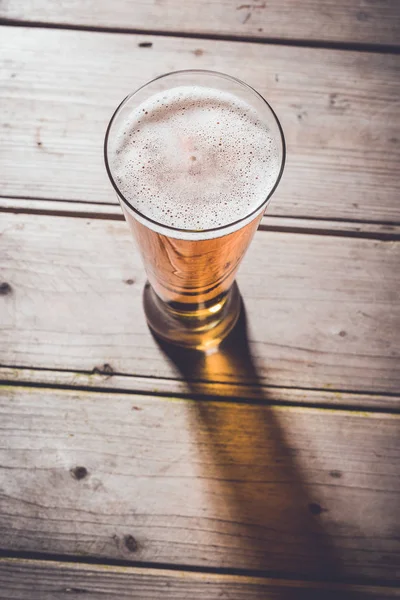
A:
[111,86,281,236]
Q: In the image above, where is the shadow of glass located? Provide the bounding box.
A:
[153,300,340,588]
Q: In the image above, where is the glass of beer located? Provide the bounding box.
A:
[105,70,285,351]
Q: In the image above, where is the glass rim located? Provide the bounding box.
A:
[104,69,286,237]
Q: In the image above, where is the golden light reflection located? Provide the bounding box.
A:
[208,302,223,314]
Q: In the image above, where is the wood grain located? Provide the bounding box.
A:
[1,559,400,600]
[1,0,400,47]
[0,386,399,580]
[3,196,400,239]
[1,27,400,223]
[1,212,399,396]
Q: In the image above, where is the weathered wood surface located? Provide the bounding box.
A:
[3,196,400,239]
[1,27,400,223]
[1,560,399,600]
[0,386,399,581]
[2,367,400,410]
[1,3,399,595]
[1,212,399,396]
[1,0,400,47]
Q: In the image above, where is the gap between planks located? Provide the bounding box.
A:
[1,367,400,413]
[2,0,400,52]
[0,556,399,599]
[1,17,400,55]
[1,196,400,240]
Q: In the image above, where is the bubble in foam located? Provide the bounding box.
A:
[111,86,281,237]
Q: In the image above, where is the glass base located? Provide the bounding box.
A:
[143,281,241,352]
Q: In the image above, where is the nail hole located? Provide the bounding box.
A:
[330,470,342,479]
[0,282,12,296]
[124,535,138,552]
[308,502,323,516]
[70,466,88,480]
[93,363,114,376]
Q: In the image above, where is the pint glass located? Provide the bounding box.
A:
[105,70,285,350]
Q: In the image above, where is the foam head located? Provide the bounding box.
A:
[106,72,285,240]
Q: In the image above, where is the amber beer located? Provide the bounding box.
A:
[105,71,285,350]
[123,206,262,308]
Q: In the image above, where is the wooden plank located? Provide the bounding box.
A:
[1,212,399,396]
[2,196,400,239]
[1,0,400,47]
[1,559,399,600]
[0,386,399,580]
[1,27,400,223]
[2,366,399,410]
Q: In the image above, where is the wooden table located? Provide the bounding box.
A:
[1,2,400,597]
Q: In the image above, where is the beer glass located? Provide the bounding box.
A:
[104,70,285,351]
